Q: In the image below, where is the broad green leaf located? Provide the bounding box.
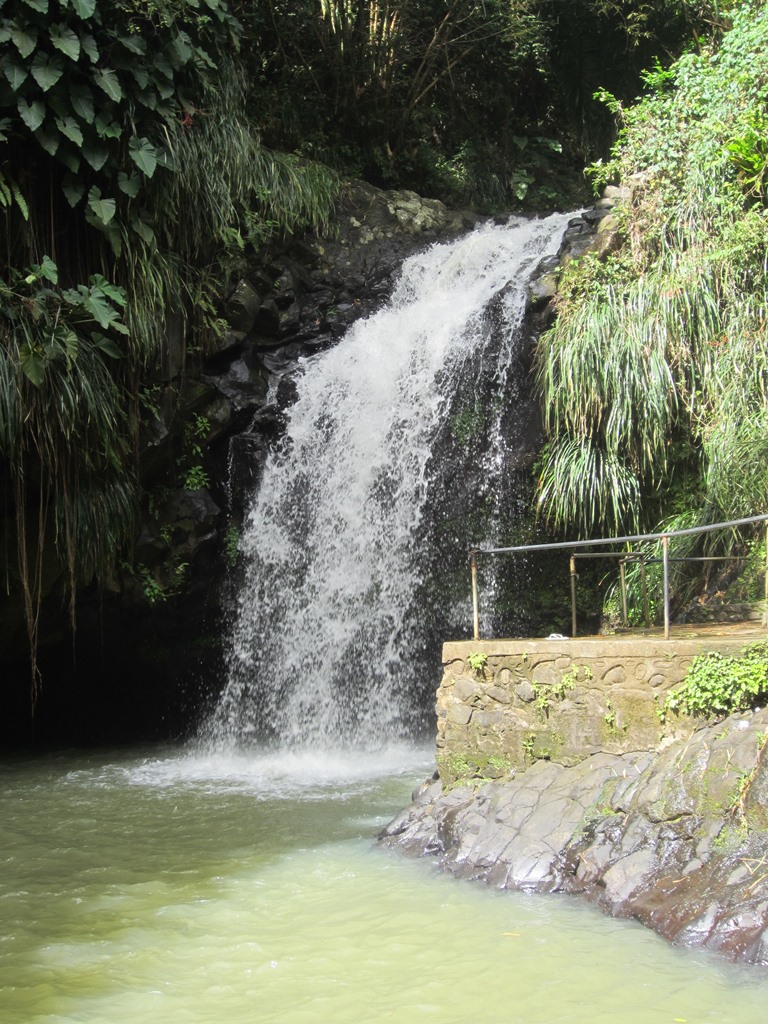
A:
[192,45,215,70]
[90,274,127,306]
[82,138,109,170]
[45,89,68,119]
[87,186,116,226]
[18,96,44,132]
[0,116,10,142]
[156,78,174,100]
[155,145,175,171]
[78,31,99,62]
[57,145,80,173]
[117,170,140,197]
[128,135,157,178]
[61,286,85,305]
[4,58,29,90]
[61,174,85,207]
[19,342,46,386]
[168,34,192,68]
[36,255,58,283]
[94,111,121,139]
[154,54,173,79]
[155,100,176,122]
[82,290,118,329]
[70,83,94,121]
[34,123,60,155]
[92,332,123,358]
[130,66,149,89]
[136,87,157,110]
[118,34,146,55]
[30,51,64,91]
[56,326,79,365]
[50,24,80,61]
[11,22,37,59]
[55,115,83,146]
[71,0,97,16]
[0,26,12,45]
[130,212,155,244]
[93,67,122,102]
[22,0,48,13]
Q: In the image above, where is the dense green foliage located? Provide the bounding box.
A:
[0,0,339,686]
[660,641,768,721]
[0,0,749,686]
[536,0,768,565]
[238,0,728,208]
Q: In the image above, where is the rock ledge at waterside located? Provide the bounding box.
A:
[380,708,768,966]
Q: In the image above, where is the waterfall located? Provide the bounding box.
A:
[206,212,574,749]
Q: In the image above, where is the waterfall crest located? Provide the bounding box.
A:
[206,213,574,749]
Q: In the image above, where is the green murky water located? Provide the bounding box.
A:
[1,744,767,1024]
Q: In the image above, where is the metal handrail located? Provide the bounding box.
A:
[469,512,768,641]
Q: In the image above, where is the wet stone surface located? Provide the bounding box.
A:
[380,708,768,966]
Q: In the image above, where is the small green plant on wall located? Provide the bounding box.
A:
[532,664,592,718]
[467,652,488,675]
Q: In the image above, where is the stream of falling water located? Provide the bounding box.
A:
[208,213,575,749]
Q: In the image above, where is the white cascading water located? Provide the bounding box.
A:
[207,212,574,749]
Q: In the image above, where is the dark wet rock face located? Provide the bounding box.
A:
[380,709,768,966]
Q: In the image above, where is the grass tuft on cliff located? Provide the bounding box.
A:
[535,0,768,553]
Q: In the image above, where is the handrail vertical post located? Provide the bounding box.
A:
[640,556,650,628]
[662,534,670,640]
[570,555,577,638]
[764,522,768,626]
[471,551,480,641]
[619,559,628,627]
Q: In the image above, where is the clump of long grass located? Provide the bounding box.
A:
[536,0,768,545]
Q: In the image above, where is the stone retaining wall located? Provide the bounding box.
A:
[437,636,760,784]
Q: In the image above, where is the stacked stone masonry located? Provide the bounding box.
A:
[437,637,759,784]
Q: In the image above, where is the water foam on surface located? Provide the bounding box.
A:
[62,743,435,800]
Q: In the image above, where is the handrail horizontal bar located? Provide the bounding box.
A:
[470,512,768,558]
[571,553,749,562]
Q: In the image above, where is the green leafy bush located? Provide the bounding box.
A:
[661,641,768,720]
